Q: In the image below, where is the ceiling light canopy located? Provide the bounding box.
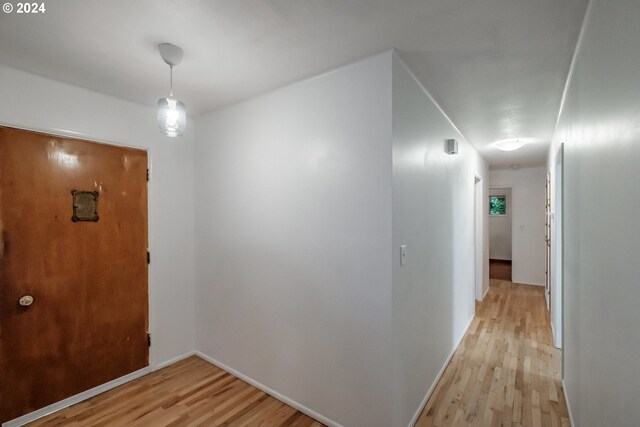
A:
[157,43,186,137]
[493,138,526,151]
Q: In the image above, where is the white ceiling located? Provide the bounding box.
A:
[0,0,588,167]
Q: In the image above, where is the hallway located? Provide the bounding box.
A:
[415,280,568,427]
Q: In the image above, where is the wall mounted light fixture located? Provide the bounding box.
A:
[445,138,459,154]
[157,43,186,137]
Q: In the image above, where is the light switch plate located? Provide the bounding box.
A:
[400,245,407,266]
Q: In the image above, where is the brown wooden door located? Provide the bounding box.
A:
[0,126,149,423]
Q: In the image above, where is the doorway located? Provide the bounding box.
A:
[474,176,484,300]
[0,126,150,423]
[488,188,512,281]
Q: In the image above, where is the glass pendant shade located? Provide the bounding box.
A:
[157,96,186,137]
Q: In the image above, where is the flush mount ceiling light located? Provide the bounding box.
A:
[157,43,186,137]
[494,138,526,151]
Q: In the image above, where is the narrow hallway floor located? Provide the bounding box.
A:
[415,279,569,427]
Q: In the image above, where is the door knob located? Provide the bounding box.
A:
[19,295,34,307]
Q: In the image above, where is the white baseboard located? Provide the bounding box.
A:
[194,351,342,427]
[477,284,490,302]
[406,314,475,427]
[550,323,563,350]
[2,366,151,427]
[512,280,545,287]
[562,379,574,426]
[154,350,197,370]
[483,285,490,299]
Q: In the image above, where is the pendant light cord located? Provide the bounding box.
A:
[169,65,174,97]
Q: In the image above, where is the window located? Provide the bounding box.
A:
[489,195,507,215]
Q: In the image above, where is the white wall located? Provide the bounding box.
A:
[391,55,489,427]
[194,51,490,427]
[489,188,512,260]
[489,167,546,285]
[0,64,197,369]
[550,0,640,425]
[195,52,394,427]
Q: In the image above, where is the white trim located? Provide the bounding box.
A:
[549,322,562,350]
[154,350,197,370]
[2,366,151,427]
[194,351,342,427]
[512,280,545,287]
[407,314,475,427]
[200,50,394,119]
[562,379,575,427]
[483,284,491,300]
[555,0,594,128]
[474,175,484,302]
[392,51,474,150]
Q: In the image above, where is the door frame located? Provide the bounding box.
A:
[474,175,484,301]
[545,172,551,310]
[551,144,564,350]
[0,123,153,427]
[488,187,513,282]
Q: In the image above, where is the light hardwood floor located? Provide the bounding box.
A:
[415,279,569,427]
[27,356,325,427]
[27,280,565,427]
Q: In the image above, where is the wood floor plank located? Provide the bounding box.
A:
[415,279,568,427]
[27,356,324,427]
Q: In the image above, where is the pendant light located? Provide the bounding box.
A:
[157,43,186,137]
